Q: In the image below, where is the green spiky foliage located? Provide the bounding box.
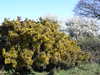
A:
[0,17,91,72]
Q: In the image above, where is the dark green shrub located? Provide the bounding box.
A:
[78,37,100,63]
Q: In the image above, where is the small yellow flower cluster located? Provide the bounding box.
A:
[19,49,34,66]
[2,47,18,67]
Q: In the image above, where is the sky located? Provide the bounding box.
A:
[0,0,79,22]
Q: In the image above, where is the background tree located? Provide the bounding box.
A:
[74,0,100,19]
[65,17,99,40]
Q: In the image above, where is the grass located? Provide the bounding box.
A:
[58,63,100,75]
[1,63,100,75]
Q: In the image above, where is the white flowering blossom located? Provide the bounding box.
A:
[65,16,100,39]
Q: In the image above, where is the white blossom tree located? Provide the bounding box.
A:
[65,17,100,40]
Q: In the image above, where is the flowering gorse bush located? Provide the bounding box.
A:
[0,17,91,72]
